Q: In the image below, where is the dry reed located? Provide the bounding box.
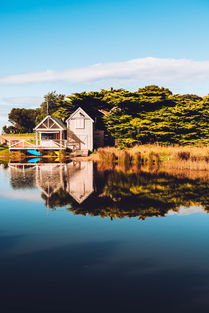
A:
[92,144,209,171]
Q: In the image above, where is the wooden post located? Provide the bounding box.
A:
[36,132,38,147]
[60,130,62,149]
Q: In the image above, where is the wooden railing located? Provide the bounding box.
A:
[9,139,67,150]
[9,139,36,149]
[39,140,67,149]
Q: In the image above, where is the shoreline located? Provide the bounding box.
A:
[2,144,209,171]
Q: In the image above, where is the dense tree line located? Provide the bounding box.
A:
[3,86,209,146]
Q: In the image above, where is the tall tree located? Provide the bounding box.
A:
[36,91,67,123]
[2,125,17,134]
[8,108,38,133]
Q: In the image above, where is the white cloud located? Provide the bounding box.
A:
[1,57,209,85]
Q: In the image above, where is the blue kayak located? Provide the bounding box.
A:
[27,158,41,163]
[27,149,41,156]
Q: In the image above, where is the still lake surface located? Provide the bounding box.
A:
[1,160,209,313]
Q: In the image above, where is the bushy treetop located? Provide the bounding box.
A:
[3,85,209,146]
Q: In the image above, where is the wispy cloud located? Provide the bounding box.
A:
[1,57,209,85]
[3,96,42,106]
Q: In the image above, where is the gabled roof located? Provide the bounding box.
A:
[51,116,66,129]
[66,107,94,123]
[34,115,66,130]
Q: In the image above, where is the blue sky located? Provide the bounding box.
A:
[1,0,209,129]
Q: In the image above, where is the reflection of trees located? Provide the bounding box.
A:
[41,168,209,219]
[94,171,209,219]
[41,188,72,208]
[8,161,209,219]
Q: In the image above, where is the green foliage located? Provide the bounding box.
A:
[2,125,17,134]
[8,108,39,133]
[3,85,209,146]
[129,100,209,145]
[103,86,209,146]
[36,91,67,123]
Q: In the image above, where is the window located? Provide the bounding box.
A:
[75,118,85,129]
[41,133,56,140]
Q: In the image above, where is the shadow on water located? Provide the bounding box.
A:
[7,160,209,219]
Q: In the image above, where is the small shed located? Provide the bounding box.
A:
[34,115,66,149]
[30,107,106,152]
[66,107,94,151]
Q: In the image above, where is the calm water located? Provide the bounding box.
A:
[1,160,209,313]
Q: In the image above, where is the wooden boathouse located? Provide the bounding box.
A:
[8,107,105,153]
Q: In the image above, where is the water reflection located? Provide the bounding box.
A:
[8,160,209,219]
[3,161,209,313]
[9,163,36,189]
[66,162,94,203]
[8,161,94,205]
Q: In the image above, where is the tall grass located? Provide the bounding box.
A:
[92,144,209,171]
[118,150,132,167]
[96,147,117,164]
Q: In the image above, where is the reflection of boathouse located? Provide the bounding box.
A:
[8,161,94,205]
[8,163,36,189]
[66,162,94,204]
[36,163,66,197]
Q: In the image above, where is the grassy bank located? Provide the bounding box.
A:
[1,133,34,137]
[2,144,209,171]
[91,145,209,171]
[0,145,10,157]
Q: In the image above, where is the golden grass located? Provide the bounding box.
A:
[9,151,26,161]
[127,144,209,162]
[0,150,26,161]
[91,144,209,171]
